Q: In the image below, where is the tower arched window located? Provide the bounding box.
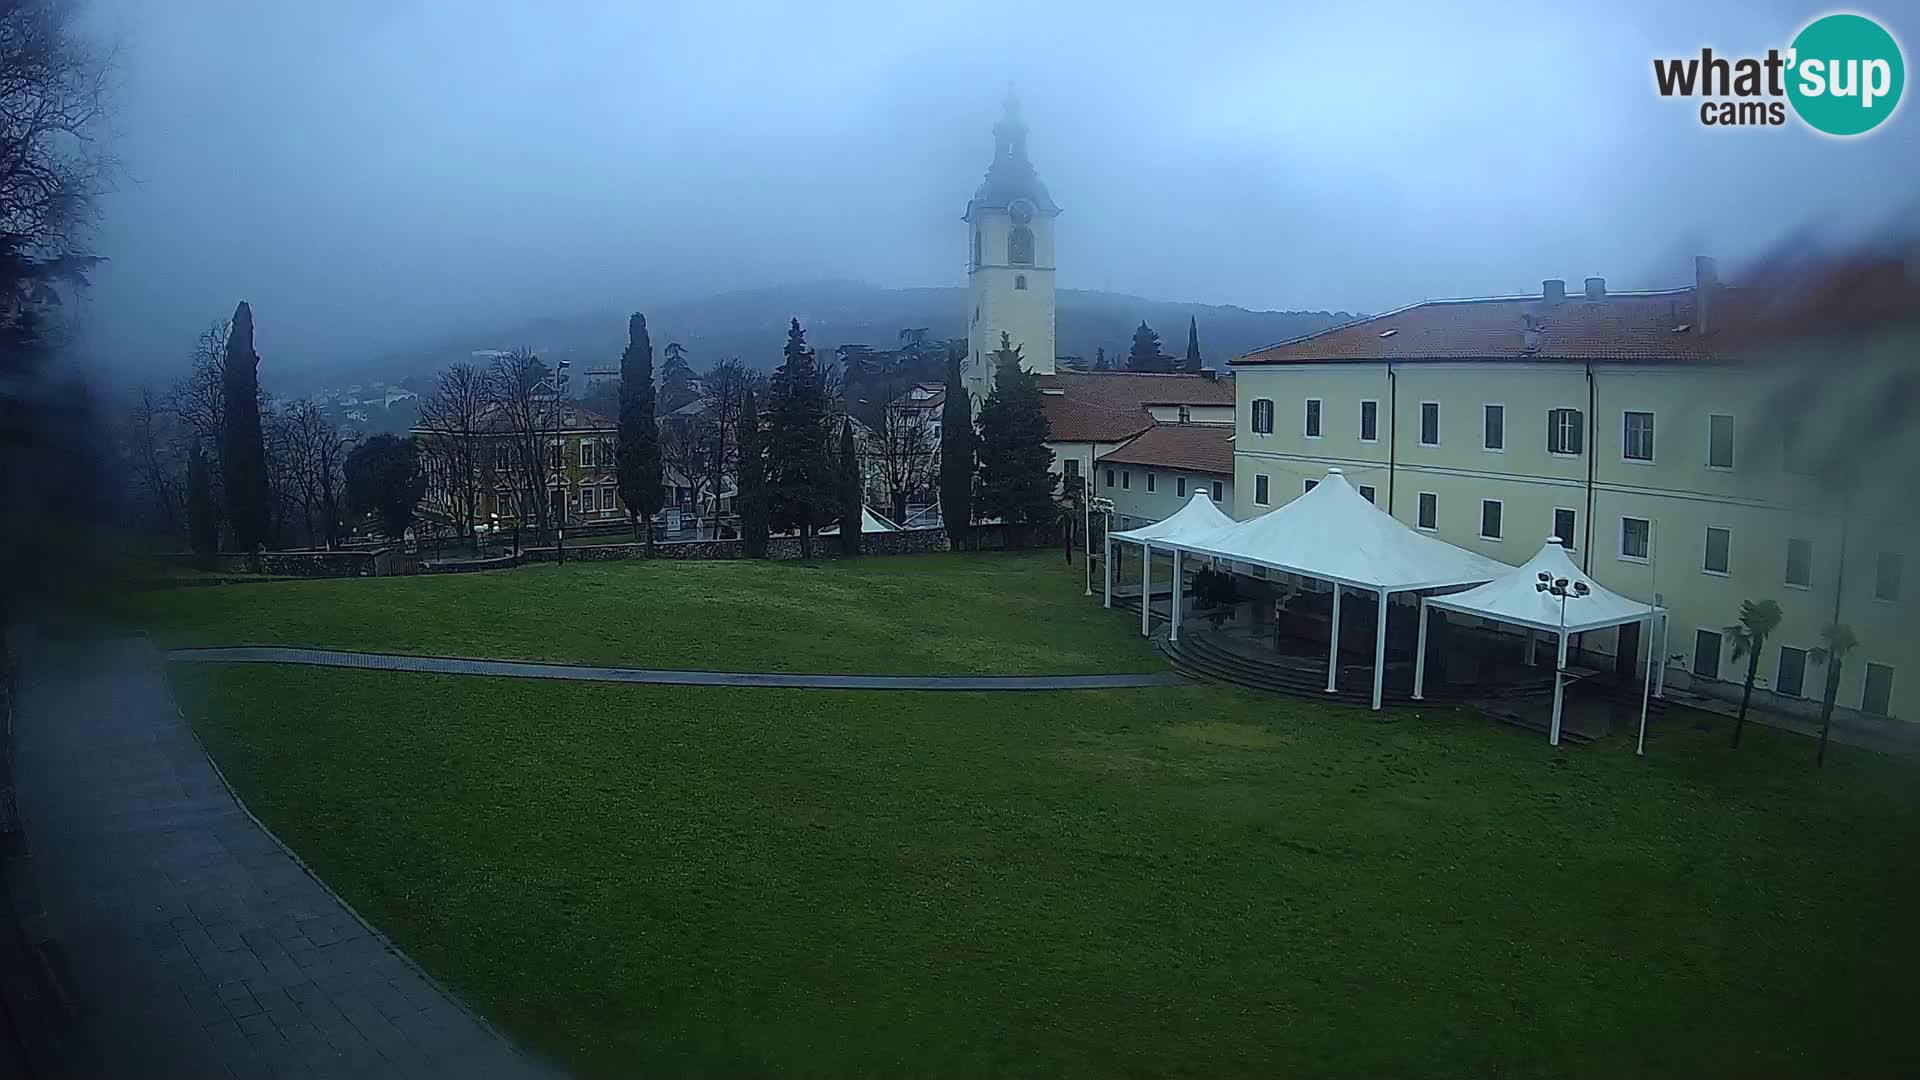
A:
[972,229,981,268]
[1008,226,1034,266]
[1014,275,1027,291]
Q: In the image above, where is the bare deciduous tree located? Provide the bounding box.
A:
[658,409,710,530]
[124,386,184,536]
[487,347,559,540]
[698,358,755,537]
[416,361,489,544]
[282,398,348,548]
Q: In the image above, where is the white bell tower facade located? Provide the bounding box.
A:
[963,90,1059,404]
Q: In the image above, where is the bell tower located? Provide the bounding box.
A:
[964,88,1058,404]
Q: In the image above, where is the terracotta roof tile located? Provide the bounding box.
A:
[1036,371,1234,442]
[1096,424,1234,474]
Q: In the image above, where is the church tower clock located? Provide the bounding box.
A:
[964,89,1059,404]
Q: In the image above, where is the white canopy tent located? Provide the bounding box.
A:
[1414,540,1667,747]
[1106,491,1238,638]
[1160,468,1511,710]
[820,507,902,535]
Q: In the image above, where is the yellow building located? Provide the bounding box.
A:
[1230,258,1915,724]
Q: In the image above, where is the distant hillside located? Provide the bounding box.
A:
[370,281,1356,383]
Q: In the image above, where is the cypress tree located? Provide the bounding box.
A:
[220,301,270,551]
[617,313,663,552]
[837,418,861,557]
[1126,321,1170,373]
[938,344,974,550]
[767,318,832,560]
[187,443,217,558]
[738,386,769,557]
[1184,315,1202,372]
[975,332,1057,544]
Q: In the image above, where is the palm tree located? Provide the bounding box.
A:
[1726,598,1785,749]
[1808,621,1859,768]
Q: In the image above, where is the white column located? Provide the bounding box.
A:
[1170,549,1184,643]
[1371,587,1390,711]
[1636,614,1655,757]
[1325,582,1342,693]
[1413,598,1430,700]
[1549,630,1569,746]
[1102,533,1113,609]
[1140,543,1152,637]
[1526,628,1538,666]
[1653,612,1668,698]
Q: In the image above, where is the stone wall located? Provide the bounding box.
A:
[167,549,394,578]
[519,527,952,564]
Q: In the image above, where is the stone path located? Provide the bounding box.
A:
[167,646,1189,691]
[7,630,565,1079]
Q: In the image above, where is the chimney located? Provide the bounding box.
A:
[1694,254,1719,335]
[1200,368,1217,381]
[1542,278,1566,303]
[1583,276,1606,300]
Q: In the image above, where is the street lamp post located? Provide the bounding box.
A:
[1082,472,1094,596]
[1534,570,1590,747]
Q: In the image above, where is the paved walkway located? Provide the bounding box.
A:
[8,629,564,1079]
[167,646,1189,691]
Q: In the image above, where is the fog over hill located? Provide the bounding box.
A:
[326,281,1354,392]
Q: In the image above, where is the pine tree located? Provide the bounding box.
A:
[738,386,769,557]
[1092,346,1110,372]
[939,344,974,550]
[617,313,663,551]
[187,443,217,558]
[220,301,270,551]
[1126,321,1170,373]
[837,419,861,557]
[660,342,698,413]
[1184,315,1203,373]
[975,332,1057,543]
[767,318,833,559]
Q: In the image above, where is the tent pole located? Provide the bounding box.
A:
[1371,587,1389,711]
[1102,532,1112,609]
[1636,613,1654,757]
[1527,628,1538,666]
[1326,583,1342,693]
[1653,612,1668,698]
[1170,548,1184,643]
[1549,631,1569,746]
[1140,543,1151,637]
[1413,597,1430,701]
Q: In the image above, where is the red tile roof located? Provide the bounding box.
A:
[1036,371,1235,443]
[1096,423,1234,474]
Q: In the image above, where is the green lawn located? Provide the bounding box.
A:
[172,663,1920,1079]
[126,551,1156,675]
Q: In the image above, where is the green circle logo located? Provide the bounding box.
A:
[1787,13,1905,136]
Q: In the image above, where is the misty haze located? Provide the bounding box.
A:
[2,1,1918,1078]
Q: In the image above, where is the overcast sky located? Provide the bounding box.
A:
[76,0,1919,376]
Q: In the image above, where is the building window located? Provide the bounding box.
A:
[601,486,617,511]
[1106,468,1115,488]
[1624,411,1655,462]
[1693,629,1723,679]
[1064,458,1080,486]
[549,442,563,469]
[1178,405,1191,424]
[1480,499,1503,540]
[1621,516,1651,561]
[1008,225,1034,265]
[1359,400,1378,443]
[1121,470,1130,490]
[1553,508,1577,549]
[1785,537,1813,588]
[1416,492,1437,531]
[1176,476,1186,498]
[1255,475,1270,505]
[972,228,981,268]
[1211,480,1223,502]
[579,487,595,513]
[580,440,596,468]
[1304,398,1322,437]
[1875,551,1902,601]
[1703,526,1731,575]
[1776,646,1808,698]
[1358,484,1376,504]
[1303,479,1319,493]
[1708,413,1735,469]
[1146,472,1155,493]
[1014,274,1027,291]
[1862,662,1895,717]
[1251,398,1274,434]
[1483,404,1505,450]
[1419,402,1440,446]
[1548,407,1584,455]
